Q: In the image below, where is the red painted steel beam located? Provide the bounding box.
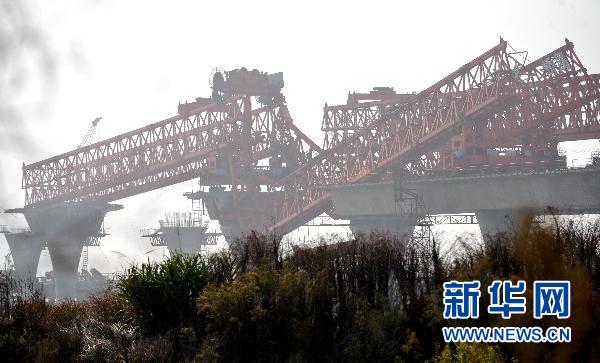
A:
[486,75,600,143]
[249,104,321,165]
[381,75,600,175]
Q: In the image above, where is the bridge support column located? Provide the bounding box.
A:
[4,233,42,283]
[476,209,534,241]
[9,202,122,300]
[186,190,279,249]
[161,227,210,254]
[47,238,85,299]
[350,217,416,240]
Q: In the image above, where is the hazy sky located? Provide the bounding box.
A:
[1,0,599,274]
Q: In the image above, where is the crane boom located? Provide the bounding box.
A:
[78,117,102,148]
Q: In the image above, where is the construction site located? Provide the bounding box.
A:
[1,36,599,301]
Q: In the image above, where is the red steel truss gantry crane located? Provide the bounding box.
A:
[268,39,600,233]
[19,39,600,238]
[22,85,320,206]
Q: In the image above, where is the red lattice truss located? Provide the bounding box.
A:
[270,39,600,232]
[21,39,600,236]
[23,97,319,206]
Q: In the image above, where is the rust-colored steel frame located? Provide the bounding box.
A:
[23,93,321,206]
[322,100,394,149]
[271,40,518,231]
[20,39,600,239]
[321,42,599,175]
[250,103,321,167]
[196,103,322,189]
[553,97,600,141]
[24,97,246,205]
[270,40,600,233]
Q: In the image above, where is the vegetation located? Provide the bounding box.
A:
[116,252,211,335]
[0,215,599,362]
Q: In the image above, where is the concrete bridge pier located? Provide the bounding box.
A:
[47,237,86,299]
[8,202,122,300]
[4,232,42,283]
[216,223,247,248]
[162,226,211,254]
[475,209,535,241]
[187,190,280,248]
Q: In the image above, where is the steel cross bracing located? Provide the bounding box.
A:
[198,102,321,189]
[268,39,600,233]
[301,214,478,227]
[319,43,527,150]
[552,97,600,141]
[321,100,408,149]
[140,229,221,247]
[405,78,600,174]
[484,41,599,144]
[251,104,322,163]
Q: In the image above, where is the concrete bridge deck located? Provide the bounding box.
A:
[329,166,600,235]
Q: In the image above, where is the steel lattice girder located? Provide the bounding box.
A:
[270,40,519,231]
[552,97,600,141]
[250,104,321,165]
[24,98,246,205]
[325,42,599,174]
[269,40,600,233]
[485,75,600,142]
[19,39,600,236]
[320,40,595,151]
[22,96,319,206]
[404,74,600,174]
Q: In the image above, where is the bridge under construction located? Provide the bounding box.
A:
[3,38,600,299]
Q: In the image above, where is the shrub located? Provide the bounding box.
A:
[434,343,504,362]
[197,238,441,363]
[197,261,330,362]
[0,215,598,362]
[116,252,210,335]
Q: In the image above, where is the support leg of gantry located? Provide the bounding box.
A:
[11,201,123,300]
[4,232,42,283]
[349,216,417,240]
[475,209,535,242]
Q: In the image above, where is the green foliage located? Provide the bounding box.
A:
[205,250,239,286]
[116,252,210,335]
[290,235,445,361]
[197,262,335,362]
[434,343,504,363]
[198,235,442,362]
